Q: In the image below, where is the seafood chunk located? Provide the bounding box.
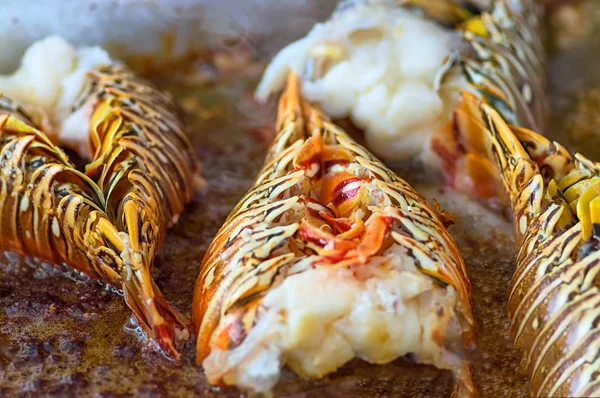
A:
[256,0,545,162]
[0,37,201,358]
[439,91,600,396]
[0,36,111,158]
[192,74,475,396]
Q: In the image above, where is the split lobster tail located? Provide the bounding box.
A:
[439,92,600,396]
[255,0,545,163]
[0,37,201,359]
[193,73,475,397]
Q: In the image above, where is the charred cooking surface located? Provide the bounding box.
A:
[0,1,598,396]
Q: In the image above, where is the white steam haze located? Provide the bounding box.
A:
[0,0,338,72]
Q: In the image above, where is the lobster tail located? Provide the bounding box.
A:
[255,0,545,162]
[193,73,475,396]
[0,38,200,358]
[438,77,600,397]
